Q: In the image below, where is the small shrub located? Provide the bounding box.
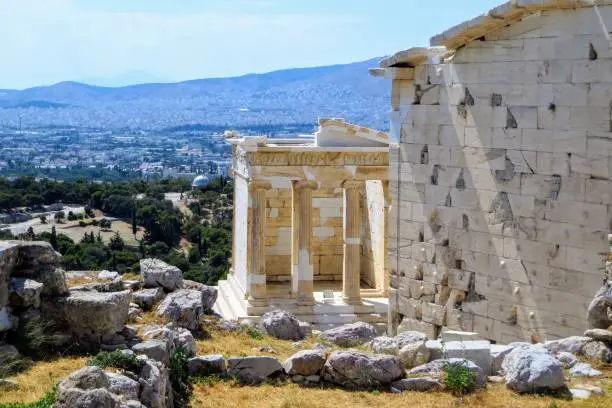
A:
[169,347,193,408]
[192,374,225,386]
[0,387,56,408]
[246,326,264,340]
[88,350,144,373]
[443,360,476,396]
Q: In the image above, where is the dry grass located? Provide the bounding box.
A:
[65,271,112,288]
[0,357,89,404]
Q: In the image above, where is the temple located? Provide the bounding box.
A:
[214,119,391,330]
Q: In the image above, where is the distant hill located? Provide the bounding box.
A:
[0,58,389,131]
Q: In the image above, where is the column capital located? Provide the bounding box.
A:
[293,180,318,191]
[342,179,365,190]
[248,180,272,192]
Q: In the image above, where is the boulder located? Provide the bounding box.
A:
[187,355,227,376]
[260,310,304,341]
[556,352,578,369]
[283,349,326,376]
[46,290,131,343]
[128,304,144,322]
[320,322,377,347]
[580,340,612,363]
[141,324,194,354]
[323,351,403,389]
[123,280,141,291]
[132,340,170,364]
[0,306,14,332]
[55,388,121,408]
[9,277,43,308]
[106,372,140,400]
[502,346,565,393]
[439,330,483,342]
[584,328,612,345]
[182,280,218,312]
[227,356,283,384]
[71,280,124,293]
[542,336,591,355]
[369,336,399,355]
[408,358,486,388]
[132,288,165,310]
[7,242,68,296]
[98,270,120,281]
[59,366,110,391]
[156,289,204,331]
[395,331,428,348]
[138,357,171,408]
[140,258,183,292]
[570,362,602,377]
[587,281,612,329]
[398,341,429,370]
[391,377,443,393]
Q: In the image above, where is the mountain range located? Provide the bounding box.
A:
[0,57,390,132]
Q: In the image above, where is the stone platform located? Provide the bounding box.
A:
[214,275,388,332]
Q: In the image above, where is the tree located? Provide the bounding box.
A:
[54,211,65,223]
[132,203,137,235]
[99,218,111,229]
[109,232,125,251]
[39,214,47,224]
[25,226,35,240]
[50,226,58,250]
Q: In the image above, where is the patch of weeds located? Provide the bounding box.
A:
[370,390,381,396]
[0,356,32,378]
[192,374,226,386]
[443,360,476,396]
[7,317,56,359]
[0,386,56,408]
[169,347,193,408]
[88,350,144,374]
[246,326,264,340]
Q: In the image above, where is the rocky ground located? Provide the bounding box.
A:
[1,240,611,408]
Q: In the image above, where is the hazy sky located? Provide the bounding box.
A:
[0,0,502,89]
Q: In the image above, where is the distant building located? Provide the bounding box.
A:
[191,175,210,190]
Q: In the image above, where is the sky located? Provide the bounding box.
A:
[0,0,502,89]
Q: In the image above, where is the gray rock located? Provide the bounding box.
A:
[0,306,13,332]
[122,280,141,291]
[580,340,612,363]
[398,341,429,370]
[128,304,143,322]
[283,349,326,376]
[98,270,120,281]
[584,328,612,345]
[369,336,399,355]
[323,350,403,389]
[426,340,492,375]
[187,355,227,376]
[573,384,604,396]
[176,327,197,356]
[138,357,171,408]
[55,388,121,408]
[120,401,147,408]
[395,331,428,348]
[502,346,565,393]
[543,336,591,354]
[106,372,140,400]
[132,288,165,310]
[59,366,110,391]
[587,281,612,329]
[556,352,578,369]
[391,377,443,392]
[9,277,43,308]
[408,358,486,388]
[156,289,204,331]
[306,375,320,383]
[182,280,218,312]
[490,344,515,375]
[44,290,131,343]
[260,310,304,341]
[570,362,602,377]
[140,258,183,291]
[132,339,170,364]
[71,279,124,293]
[227,356,283,384]
[570,388,593,399]
[320,322,377,347]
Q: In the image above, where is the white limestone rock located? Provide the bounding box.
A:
[323,350,402,389]
[138,357,172,408]
[260,310,304,341]
[283,349,326,376]
[156,289,204,331]
[106,372,140,401]
[132,339,171,365]
[427,340,492,375]
[391,377,443,393]
[408,358,486,388]
[9,278,43,308]
[398,341,430,370]
[132,288,164,310]
[98,270,120,281]
[556,351,578,369]
[320,322,378,347]
[587,281,612,330]
[490,344,516,375]
[502,347,566,393]
[570,362,602,377]
[395,330,428,348]
[369,336,399,355]
[140,258,183,292]
[182,280,217,312]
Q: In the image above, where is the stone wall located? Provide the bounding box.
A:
[388,7,611,342]
[362,180,387,292]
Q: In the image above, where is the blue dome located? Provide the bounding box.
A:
[192,175,210,188]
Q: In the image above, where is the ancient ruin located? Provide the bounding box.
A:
[216,119,391,329]
[372,0,612,342]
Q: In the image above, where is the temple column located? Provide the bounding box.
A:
[342,180,363,305]
[247,181,271,307]
[292,180,317,306]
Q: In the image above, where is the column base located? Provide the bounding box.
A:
[343,296,362,306]
[247,298,269,308]
[297,296,316,306]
